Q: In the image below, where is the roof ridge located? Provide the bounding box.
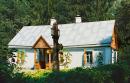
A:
[22,20,115,27]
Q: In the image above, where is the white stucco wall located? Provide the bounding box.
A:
[12,46,112,69]
[14,48,34,69]
[64,48,84,68]
[23,49,34,69]
[68,51,84,68]
[65,47,112,68]
[104,47,112,64]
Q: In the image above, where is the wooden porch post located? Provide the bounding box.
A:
[49,52,51,69]
[47,49,52,69]
[84,48,87,66]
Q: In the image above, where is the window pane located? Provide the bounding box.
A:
[86,51,92,64]
[87,55,89,62]
[90,54,92,64]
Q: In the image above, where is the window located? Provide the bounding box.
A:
[112,50,117,63]
[86,51,93,64]
[17,50,26,64]
[97,52,103,66]
[84,50,104,66]
[36,49,40,63]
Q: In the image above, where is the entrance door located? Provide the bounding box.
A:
[33,36,51,69]
[39,49,46,69]
[35,49,48,69]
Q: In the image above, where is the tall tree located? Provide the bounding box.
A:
[0,0,123,71]
[66,0,120,22]
[115,0,130,64]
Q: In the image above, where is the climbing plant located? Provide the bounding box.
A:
[97,52,103,66]
[17,50,26,64]
[59,49,72,69]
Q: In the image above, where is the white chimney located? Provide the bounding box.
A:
[75,15,82,23]
[50,17,57,25]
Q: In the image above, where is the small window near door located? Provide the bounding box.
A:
[112,50,117,63]
[17,50,26,64]
[36,49,40,63]
[86,51,93,64]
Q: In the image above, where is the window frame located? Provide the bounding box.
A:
[86,51,93,64]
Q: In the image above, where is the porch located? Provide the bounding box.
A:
[33,36,52,70]
[34,49,52,69]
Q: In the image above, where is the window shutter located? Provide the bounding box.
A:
[21,50,25,64]
[84,48,87,65]
[17,50,20,63]
[92,51,94,64]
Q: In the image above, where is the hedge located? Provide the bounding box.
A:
[9,63,130,83]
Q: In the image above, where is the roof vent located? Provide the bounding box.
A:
[50,17,57,25]
[75,15,82,23]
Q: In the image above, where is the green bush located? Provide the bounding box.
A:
[11,70,51,83]
[9,64,130,83]
[0,61,14,83]
[95,63,130,83]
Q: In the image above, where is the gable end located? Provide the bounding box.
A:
[33,36,50,48]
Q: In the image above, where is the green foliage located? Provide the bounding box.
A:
[115,0,130,64]
[96,63,130,83]
[10,64,130,83]
[59,49,72,69]
[11,70,52,83]
[0,0,126,82]
[116,0,130,47]
[97,52,103,66]
[0,62,15,83]
[0,0,122,62]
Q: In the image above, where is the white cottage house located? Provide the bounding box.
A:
[8,18,118,69]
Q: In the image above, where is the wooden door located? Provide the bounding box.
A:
[34,49,46,69]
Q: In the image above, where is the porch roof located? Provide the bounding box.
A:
[8,20,115,48]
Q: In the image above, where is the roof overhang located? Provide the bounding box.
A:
[63,43,110,48]
[8,45,32,49]
[9,43,110,49]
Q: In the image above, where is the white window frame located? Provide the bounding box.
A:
[112,49,117,63]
